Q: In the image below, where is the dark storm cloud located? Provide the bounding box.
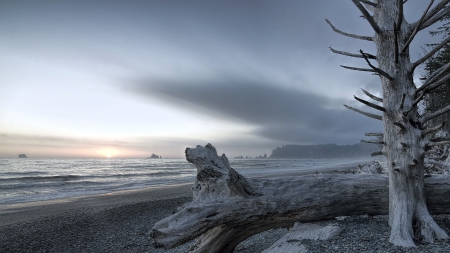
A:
[130,74,383,144]
[118,0,444,145]
[2,0,440,151]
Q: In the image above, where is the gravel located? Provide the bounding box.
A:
[235,215,450,253]
[1,196,449,253]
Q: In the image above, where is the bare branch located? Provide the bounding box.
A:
[422,122,446,137]
[415,75,450,110]
[402,0,435,53]
[361,139,385,145]
[427,61,450,85]
[421,104,450,124]
[431,136,450,142]
[360,50,394,80]
[427,140,450,147]
[325,19,373,41]
[422,150,437,158]
[361,88,383,102]
[371,151,384,156]
[354,95,386,111]
[362,2,376,12]
[399,94,406,110]
[340,65,376,72]
[426,71,450,93]
[344,104,383,120]
[359,0,377,7]
[351,0,381,34]
[417,61,450,94]
[421,0,450,26]
[397,0,404,31]
[413,35,450,68]
[329,47,376,59]
[365,132,384,136]
[394,122,407,131]
[421,6,450,31]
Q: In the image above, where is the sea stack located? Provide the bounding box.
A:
[149,153,160,159]
[18,154,27,158]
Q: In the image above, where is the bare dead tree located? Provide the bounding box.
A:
[328,0,450,247]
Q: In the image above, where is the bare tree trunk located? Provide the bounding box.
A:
[374,1,447,246]
[327,0,450,246]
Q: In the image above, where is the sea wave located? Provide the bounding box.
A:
[0,158,368,205]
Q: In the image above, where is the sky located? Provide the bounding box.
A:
[0,0,445,158]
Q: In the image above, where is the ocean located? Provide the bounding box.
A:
[0,157,372,205]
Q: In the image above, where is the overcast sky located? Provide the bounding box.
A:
[0,0,445,158]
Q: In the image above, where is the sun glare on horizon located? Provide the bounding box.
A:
[98,148,119,158]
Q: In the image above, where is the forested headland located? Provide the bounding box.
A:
[269,143,379,158]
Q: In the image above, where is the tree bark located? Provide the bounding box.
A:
[370,0,449,246]
[150,144,450,253]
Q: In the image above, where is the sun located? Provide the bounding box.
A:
[98,148,119,158]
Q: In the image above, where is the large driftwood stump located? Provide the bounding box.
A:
[186,143,259,202]
[150,144,450,253]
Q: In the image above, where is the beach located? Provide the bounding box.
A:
[1,164,449,253]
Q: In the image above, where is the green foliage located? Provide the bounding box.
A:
[422,15,450,131]
[269,143,378,158]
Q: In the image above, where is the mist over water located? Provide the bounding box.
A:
[0,157,371,205]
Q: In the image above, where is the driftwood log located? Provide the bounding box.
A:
[150,144,450,253]
[262,223,341,253]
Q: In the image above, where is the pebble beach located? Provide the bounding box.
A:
[1,171,449,253]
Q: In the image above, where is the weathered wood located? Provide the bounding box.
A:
[150,144,450,253]
[361,139,385,145]
[329,46,376,59]
[354,95,386,111]
[340,65,376,72]
[262,223,341,253]
[325,19,373,41]
[402,0,434,54]
[343,104,382,120]
[360,50,393,80]
[185,143,259,202]
[422,122,446,137]
[365,132,384,137]
[361,88,383,102]
[351,0,381,34]
[332,0,450,246]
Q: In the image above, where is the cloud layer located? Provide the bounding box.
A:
[130,72,383,145]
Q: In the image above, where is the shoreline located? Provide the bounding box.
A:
[8,162,445,252]
[0,183,192,226]
[0,162,371,227]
